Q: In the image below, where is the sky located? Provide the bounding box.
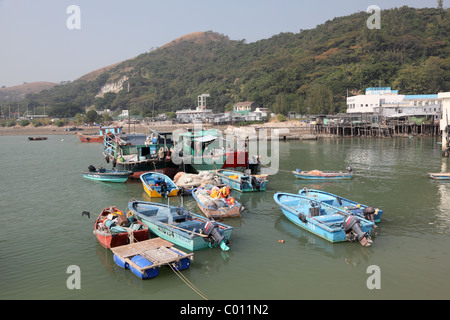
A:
[0,0,441,87]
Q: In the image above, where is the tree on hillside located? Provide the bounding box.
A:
[305,85,334,115]
[85,109,99,124]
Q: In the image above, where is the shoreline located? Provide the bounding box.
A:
[0,122,439,140]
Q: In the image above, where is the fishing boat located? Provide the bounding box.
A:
[76,126,122,143]
[293,169,353,180]
[128,200,233,251]
[103,129,179,179]
[192,185,243,220]
[174,129,248,173]
[82,165,132,183]
[298,188,383,223]
[93,206,149,249]
[274,192,374,246]
[111,238,194,279]
[140,172,179,198]
[216,169,268,192]
[428,172,450,180]
[28,136,47,141]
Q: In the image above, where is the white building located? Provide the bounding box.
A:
[347,87,442,120]
[439,92,450,156]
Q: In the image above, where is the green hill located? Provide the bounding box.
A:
[9,6,450,118]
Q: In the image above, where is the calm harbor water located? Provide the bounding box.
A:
[1,134,449,300]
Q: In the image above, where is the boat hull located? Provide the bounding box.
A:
[298,189,383,223]
[274,193,374,244]
[428,173,450,180]
[77,133,103,143]
[82,170,132,183]
[293,170,352,180]
[94,207,149,249]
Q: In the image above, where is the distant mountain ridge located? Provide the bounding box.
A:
[0,82,57,101]
[10,6,450,117]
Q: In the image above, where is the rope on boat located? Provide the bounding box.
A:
[168,263,209,300]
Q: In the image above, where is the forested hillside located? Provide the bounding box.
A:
[5,6,450,118]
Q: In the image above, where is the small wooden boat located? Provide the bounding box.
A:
[111,238,194,279]
[93,206,149,249]
[293,169,353,180]
[128,200,233,251]
[428,172,450,180]
[82,165,132,183]
[76,126,122,143]
[215,169,268,192]
[28,136,47,141]
[298,188,383,223]
[192,185,243,220]
[140,172,179,198]
[274,192,374,246]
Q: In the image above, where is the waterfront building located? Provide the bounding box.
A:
[438,92,450,156]
[175,94,213,123]
[233,101,259,116]
[347,87,442,120]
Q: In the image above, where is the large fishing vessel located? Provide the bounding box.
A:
[103,129,179,179]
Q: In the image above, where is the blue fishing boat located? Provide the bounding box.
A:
[274,192,374,246]
[82,165,132,183]
[428,172,450,180]
[215,169,268,192]
[293,169,353,180]
[298,188,383,223]
[128,200,233,251]
[140,172,179,198]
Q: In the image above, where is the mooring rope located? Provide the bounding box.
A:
[168,263,209,300]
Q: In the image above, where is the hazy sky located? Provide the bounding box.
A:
[0,0,439,87]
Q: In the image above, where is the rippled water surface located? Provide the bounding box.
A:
[1,135,449,300]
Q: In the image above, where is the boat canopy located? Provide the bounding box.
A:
[194,135,219,143]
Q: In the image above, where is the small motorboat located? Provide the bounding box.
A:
[82,165,132,183]
[274,192,374,246]
[293,168,353,180]
[128,200,233,251]
[140,172,179,198]
[428,172,450,180]
[192,185,243,220]
[215,169,268,192]
[298,188,383,223]
[93,206,149,249]
[28,137,47,141]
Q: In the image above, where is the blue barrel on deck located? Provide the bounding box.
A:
[169,248,191,271]
[130,255,159,279]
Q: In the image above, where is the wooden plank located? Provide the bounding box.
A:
[111,237,194,272]
[111,238,173,258]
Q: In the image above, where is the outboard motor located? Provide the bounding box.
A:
[88,165,96,172]
[343,216,371,246]
[251,176,261,190]
[202,221,229,251]
[363,206,376,222]
[346,165,353,173]
[159,180,167,197]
